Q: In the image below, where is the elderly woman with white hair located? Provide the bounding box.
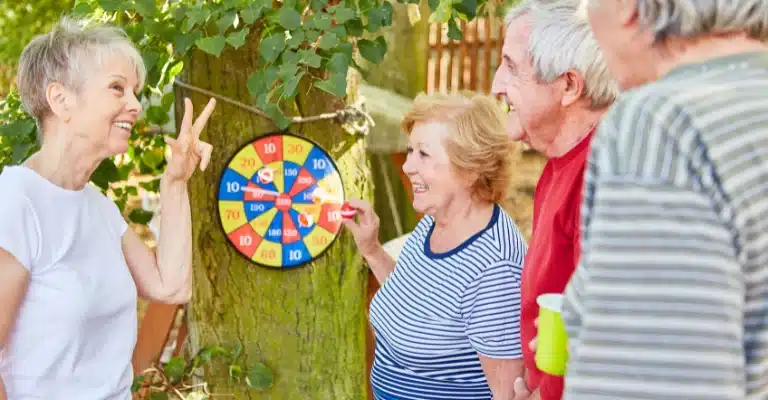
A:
[0,18,215,399]
[559,0,768,399]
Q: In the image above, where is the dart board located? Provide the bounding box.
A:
[217,133,346,269]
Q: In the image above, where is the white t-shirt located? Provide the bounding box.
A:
[0,166,137,399]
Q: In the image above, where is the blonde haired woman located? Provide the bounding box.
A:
[344,93,527,400]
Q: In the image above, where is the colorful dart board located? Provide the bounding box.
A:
[217,133,346,269]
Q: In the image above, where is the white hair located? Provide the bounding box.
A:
[631,0,768,42]
[16,17,146,127]
[505,0,619,108]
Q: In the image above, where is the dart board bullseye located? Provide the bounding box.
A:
[217,133,346,269]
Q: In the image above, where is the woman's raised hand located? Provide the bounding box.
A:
[341,199,381,257]
[164,97,217,183]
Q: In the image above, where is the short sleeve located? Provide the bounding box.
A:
[0,193,40,271]
[461,261,522,358]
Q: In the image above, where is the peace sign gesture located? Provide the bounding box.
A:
[164,97,217,183]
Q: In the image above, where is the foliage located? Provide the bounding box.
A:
[0,0,492,222]
[0,0,74,94]
[132,343,275,399]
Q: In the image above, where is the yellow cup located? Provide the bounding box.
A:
[534,293,568,376]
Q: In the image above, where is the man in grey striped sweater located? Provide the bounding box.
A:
[561,0,768,399]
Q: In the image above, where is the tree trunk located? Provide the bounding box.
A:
[178,29,373,399]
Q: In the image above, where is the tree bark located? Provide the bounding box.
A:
[178,29,373,399]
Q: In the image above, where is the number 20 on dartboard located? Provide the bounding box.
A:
[216,132,347,269]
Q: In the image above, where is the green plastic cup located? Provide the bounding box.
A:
[535,293,568,376]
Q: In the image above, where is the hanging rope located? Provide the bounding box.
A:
[172,78,375,135]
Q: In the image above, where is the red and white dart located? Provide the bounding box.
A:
[341,202,358,219]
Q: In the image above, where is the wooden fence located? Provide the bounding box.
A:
[425,16,507,94]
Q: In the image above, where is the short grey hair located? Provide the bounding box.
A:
[632,0,768,42]
[505,0,619,108]
[16,17,146,127]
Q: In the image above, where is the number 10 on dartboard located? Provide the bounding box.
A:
[216,133,347,269]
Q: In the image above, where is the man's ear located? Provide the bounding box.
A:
[618,0,638,27]
[46,82,73,123]
[561,70,586,107]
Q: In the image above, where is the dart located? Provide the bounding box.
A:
[341,202,358,219]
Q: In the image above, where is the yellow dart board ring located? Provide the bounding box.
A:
[216,132,346,269]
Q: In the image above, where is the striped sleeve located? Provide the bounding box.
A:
[563,92,746,399]
[461,261,522,359]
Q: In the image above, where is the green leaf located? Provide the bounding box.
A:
[281,50,299,65]
[304,29,321,42]
[313,73,347,97]
[344,19,363,36]
[263,104,291,130]
[366,2,393,31]
[428,0,439,10]
[279,7,302,30]
[71,2,92,17]
[131,375,146,392]
[311,0,328,12]
[174,31,203,55]
[248,67,279,98]
[286,30,305,49]
[241,4,264,24]
[298,49,322,68]
[229,364,244,382]
[186,7,211,25]
[164,356,186,379]
[91,159,120,190]
[327,52,349,75]
[141,147,164,169]
[260,34,286,62]
[223,0,241,8]
[98,0,122,12]
[330,6,356,23]
[127,186,138,196]
[357,36,387,64]
[197,345,229,363]
[283,71,305,98]
[149,392,169,400]
[246,363,275,390]
[454,0,478,20]
[173,3,189,21]
[196,35,227,57]
[317,32,339,50]
[278,61,298,81]
[0,120,36,138]
[329,24,347,38]
[167,61,185,81]
[128,208,154,224]
[429,0,453,23]
[313,13,333,30]
[133,0,156,17]
[217,10,237,33]
[447,18,462,40]
[11,143,33,164]
[227,28,250,48]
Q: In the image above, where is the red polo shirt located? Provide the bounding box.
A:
[520,131,593,400]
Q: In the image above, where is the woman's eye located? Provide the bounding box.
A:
[419,151,428,157]
[111,84,124,93]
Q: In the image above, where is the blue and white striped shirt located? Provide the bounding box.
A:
[369,204,527,400]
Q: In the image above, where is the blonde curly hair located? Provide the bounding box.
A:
[401,92,514,203]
